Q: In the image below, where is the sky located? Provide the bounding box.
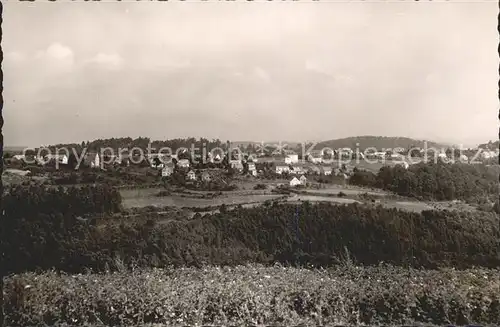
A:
[3,1,499,148]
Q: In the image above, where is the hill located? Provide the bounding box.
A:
[4,146,27,154]
[315,136,448,151]
[231,141,302,149]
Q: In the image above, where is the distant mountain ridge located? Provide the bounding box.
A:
[232,141,302,148]
[38,136,460,153]
[4,146,28,154]
[478,140,499,150]
[315,136,449,151]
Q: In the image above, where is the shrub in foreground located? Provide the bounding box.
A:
[5,265,500,326]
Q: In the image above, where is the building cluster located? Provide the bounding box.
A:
[10,152,102,168]
[6,144,499,189]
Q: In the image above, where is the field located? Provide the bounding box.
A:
[5,264,500,326]
[286,194,361,204]
[119,181,476,215]
[300,187,387,196]
[120,187,283,209]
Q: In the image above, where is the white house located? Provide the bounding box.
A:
[177,159,190,169]
[299,175,308,185]
[459,154,469,163]
[186,170,196,180]
[275,165,290,174]
[437,153,447,159]
[323,167,332,176]
[290,177,301,187]
[161,164,174,177]
[43,154,68,166]
[285,154,299,165]
[207,153,223,164]
[307,150,323,164]
[12,154,26,162]
[58,154,69,165]
[85,153,100,168]
[230,160,244,171]
[310,157,322,164]
[248,163,257,176]
[308,149,323,159]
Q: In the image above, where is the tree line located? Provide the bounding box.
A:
[350,162,499,203]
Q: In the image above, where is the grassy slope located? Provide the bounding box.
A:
[6,264,500,326]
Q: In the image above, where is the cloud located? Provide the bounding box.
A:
[33,43,75,72]
[87,52,124,69]
[46,43,73,60]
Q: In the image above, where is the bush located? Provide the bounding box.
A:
[2,184,123,274]
[5,265,500,326]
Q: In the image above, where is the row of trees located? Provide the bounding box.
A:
[3,185,122,219]
[350,162,499,203]
[48,137,228,153]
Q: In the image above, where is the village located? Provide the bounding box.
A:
[5,141,498,189]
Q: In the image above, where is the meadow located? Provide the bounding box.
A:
[121,191,283,209]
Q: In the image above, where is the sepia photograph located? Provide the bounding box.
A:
[1,1,499,326]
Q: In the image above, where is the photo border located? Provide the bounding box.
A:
[0,2,498,327]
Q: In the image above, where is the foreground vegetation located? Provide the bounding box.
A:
[5,264,500,326]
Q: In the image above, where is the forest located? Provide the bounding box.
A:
[3,184,499,276]
[350,161,499,204]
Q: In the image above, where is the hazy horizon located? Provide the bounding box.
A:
[4,2,498,149]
